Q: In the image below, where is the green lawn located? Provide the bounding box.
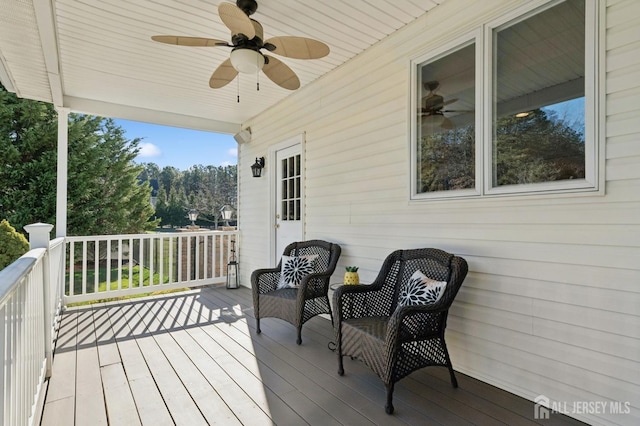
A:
[65,264,187,306]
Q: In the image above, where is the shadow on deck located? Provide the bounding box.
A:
[40,285,586,425]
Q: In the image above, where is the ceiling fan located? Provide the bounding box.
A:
[420,81,469,130]
[151,0,330,91]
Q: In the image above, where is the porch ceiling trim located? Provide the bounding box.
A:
[33,0,63,106]
[64,95,241,134]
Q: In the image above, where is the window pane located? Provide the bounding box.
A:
[493,0,585,188]
[416,42,475,194]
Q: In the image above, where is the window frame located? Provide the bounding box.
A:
[409,31,483,200]
[409,0,602,202]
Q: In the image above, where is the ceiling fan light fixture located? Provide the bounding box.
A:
[230,49,265,73]
[422,113,446,127]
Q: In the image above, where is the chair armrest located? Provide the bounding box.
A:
[332,283,390,322]
[298,271,331,297]
[386,304,449,347]
[251,267,281,294]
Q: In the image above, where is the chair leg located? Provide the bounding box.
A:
[385,383,395,414]
[337,339,344,375]
[296,328,302,345]
[256,318,261,334]
[327,302,334,328]
[448,366,458,388]
[442,338,458,388]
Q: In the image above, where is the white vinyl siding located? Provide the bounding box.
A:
[238,1,640,425]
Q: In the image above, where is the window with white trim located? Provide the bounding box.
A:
[411,0,598,200]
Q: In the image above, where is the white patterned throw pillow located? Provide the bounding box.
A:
[277,254,319,289]
[398,270,447,307]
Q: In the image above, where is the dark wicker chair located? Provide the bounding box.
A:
[332,248,468,414]
[251,240,341,345]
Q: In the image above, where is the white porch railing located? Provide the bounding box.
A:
[0,224,65,426]
[0,226,238,425]
[64,230,238,304]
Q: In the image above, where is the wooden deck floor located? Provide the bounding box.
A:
[40,285,586,426]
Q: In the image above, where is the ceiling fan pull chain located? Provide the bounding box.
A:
[257,55,260,91]
[237,74,240,103]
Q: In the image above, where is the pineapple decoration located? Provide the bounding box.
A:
[344,266,360,285]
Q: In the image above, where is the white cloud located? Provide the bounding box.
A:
[227,147,238,157]
[138,142,162,158]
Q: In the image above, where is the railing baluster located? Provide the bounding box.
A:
[204,234,209,279]
[68,241,74,297]
[187,236,192,282]
[177,236,182,284]
[139,236,144,289]
[149,237,154,287]
[158,237,164,285]
[168,236,174,284]
[117,239,122,291]
[9,292,16,425]
[128,237,133,290]
[195,235,200,281]
[106,239,111,293]
[0,304,6,426]
[82,241,87,296]
[218,234,224,279]
[18,282,25,426]
[94,239,99,294]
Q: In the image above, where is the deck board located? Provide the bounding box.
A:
[41,285,587,426]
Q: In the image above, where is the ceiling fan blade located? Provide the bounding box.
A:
[209,58,239,88]
[262,55,300,90]
[264,36,330,59]
[151,36,229,47]
[218,2,255,39]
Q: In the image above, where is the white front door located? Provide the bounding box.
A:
[274,143,303,261]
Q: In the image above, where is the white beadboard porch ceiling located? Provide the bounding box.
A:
[0,0,443,134]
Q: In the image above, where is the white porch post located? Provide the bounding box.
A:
[55,107,69,238]
[24,223,55,378]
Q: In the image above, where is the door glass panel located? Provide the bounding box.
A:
[281,154,302,221]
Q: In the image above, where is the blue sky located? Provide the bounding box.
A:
[114,119,238,170]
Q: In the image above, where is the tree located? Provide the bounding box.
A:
[0,219,29,269]
[0,84,158,235]
[494,109,585,186]
[419,123,475,192]
[418,108,585,192]
[146,163,237,228]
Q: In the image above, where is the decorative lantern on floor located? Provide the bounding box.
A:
[226,239,239,289]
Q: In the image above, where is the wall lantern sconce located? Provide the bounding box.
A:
[187,209,199,227]
[226,239,239,289]
[251,157,265,178]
